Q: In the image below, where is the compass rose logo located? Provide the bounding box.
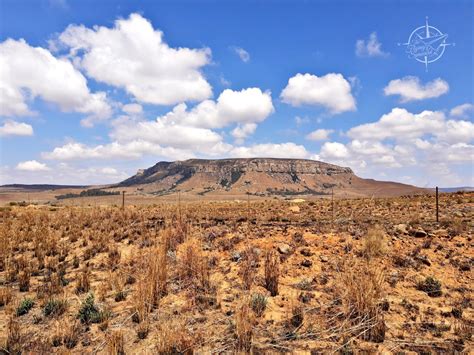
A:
[400,17,454,71]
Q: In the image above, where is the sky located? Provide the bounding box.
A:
[0,0,473,187]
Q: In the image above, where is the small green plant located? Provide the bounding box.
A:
[249,293,267,317]
[16,298,34,316]
[417,276,442,297]
[43,298,68,317]
[77,293,109,324]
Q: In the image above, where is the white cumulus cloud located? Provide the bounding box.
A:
[280,73,356,114]
[229,143,309,159]
[122,103,143,115]
[450,103,474,119]
[231,123,257,144]
[0,120,33,136]
[231,46,250,62]
[306,128,334,141]
[142,87,273,129]
[16,160,50,171]
[0,38,112,124]
[384,76,449,102]
[355,32,388,57]
[55,13,212,106]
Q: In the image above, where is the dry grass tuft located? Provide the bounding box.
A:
[239,247,259,290]
[0,286,13,307]
[338,261,386,343]
[235,298,255,351]
[363,225,387,259]
[5,315,22,354]
[178,238,212,304]
[264,249,279,296]
[75,267,91,294]
[106,329,125,355]
[154,318,194,354]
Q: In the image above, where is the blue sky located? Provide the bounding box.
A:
[0,0,472,187]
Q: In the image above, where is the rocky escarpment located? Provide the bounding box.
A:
[116,158,424,197]
[117,158,358,196]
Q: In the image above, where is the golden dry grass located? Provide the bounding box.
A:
[0,191,472,353]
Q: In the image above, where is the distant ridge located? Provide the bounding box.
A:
[438,187,474,193]
[0,184,89,190]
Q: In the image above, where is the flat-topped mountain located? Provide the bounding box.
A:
[117,158,424,197]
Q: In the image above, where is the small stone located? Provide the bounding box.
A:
[415,254,431,266]
[231,252,242,262]
[277,243,291,254]
[300,248,313,257]
[414,229,427,238]
[319,255,329,262]
[394,224,408,234]
[301,259,312,267]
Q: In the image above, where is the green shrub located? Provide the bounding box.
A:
[250,293,267,317]
[43,298,68,317]
[417,276,442,297]
[16,298,34,316]
[77,293,109,324]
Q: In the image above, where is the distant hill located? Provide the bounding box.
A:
[116,158,425,198]
[438,187,474,193]
[0,184,89,191]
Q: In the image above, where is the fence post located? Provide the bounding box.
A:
[436,186,439,222]
[331,187,335,228]
[122,191,125,210]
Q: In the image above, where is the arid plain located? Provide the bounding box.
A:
[0,189,472,353]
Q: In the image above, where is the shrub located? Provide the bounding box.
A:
[264,249,279,296]
[43,297,68,317]
[16,298,34,316]
[77,293,108,324]
[250,293,267,317]
[417,276,442,297]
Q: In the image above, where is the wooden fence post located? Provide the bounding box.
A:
[436,186,439,222]
[122,191,125,210]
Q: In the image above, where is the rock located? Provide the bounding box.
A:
[301,259,312,267]
[414,229,427,238]
[277,243,292,255]
[319,255,329,262]
[231,252,242,262]
[415,254,431,266]
[394,224,408,234]
[300,248,313,257]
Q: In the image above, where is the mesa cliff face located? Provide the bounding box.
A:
[116,158,422,197]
